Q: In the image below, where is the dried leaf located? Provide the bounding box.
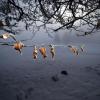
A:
[2,33,10,39]
[80,44,85,52]
[49,44,55,59]
[33,46,38,59]
[0,33,16,41]
[68,45,79,55]
[13,41,24,54]
[39,47,47,58]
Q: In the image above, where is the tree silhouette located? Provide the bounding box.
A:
[0,0,100,35]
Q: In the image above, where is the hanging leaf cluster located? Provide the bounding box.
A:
[0,33,85,59]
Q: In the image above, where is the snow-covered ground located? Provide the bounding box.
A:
[0,30,100,100]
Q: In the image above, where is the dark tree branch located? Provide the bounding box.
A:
[0,0,99,35]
